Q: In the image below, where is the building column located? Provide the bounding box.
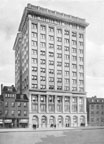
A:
[84,97,87,113]
[46,95,49,113]
[63,96,64,113]
[70,96,72,113]
[77,96,79,113]
[38,94,40,113]
[55,95,57,113]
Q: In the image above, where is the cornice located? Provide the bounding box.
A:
[19,3,89,32]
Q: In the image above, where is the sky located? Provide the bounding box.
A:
[0,0,104,97]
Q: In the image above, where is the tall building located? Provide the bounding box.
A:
[87,96,104,126]
[13,3,88,129]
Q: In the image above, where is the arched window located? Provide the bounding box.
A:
[65,116,71,127]
[80,116,85,126]
[49,116,56,127]
[32,115,39,128]
[58,116,63,127]
[41,116,47,127]
[73,116,78,127]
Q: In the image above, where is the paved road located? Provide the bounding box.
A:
[0,128,104,144]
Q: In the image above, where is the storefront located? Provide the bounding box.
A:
[0,119,3,128]
[19,119,28,128]
[4,119,12,128]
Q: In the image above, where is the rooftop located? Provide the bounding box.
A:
[19,3,89,31]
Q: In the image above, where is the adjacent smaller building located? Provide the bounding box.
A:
[1,84,29,128]
[87,96,104,126]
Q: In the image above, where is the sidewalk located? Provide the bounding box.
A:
[0,126,104,133]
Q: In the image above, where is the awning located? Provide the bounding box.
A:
[19,119,28,123]
[4,119,12,123]
[0,119,3,124]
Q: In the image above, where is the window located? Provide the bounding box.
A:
[41,68,46,73]
[40,34,46,39]
[49,60,54,65]
[41,25,46,31]
[40,42,46,48]
[57,37,62,42]
[57,53,62,58]
[32,84,38,89]
[96,105,99,109]
[57,45,62,50]
[49,69,54,74]
[49,43,54,49]
[40,95,46,103]
[40,85,46,89]
[72,64,77,69]
[5,110,8,115]
[65,46,69,51]
[65,78,69,84]
[32,49,37,55]
[49,35,54,41]
[79,87,84,92]
[57,96,62,103]
[5,102,8,107]
[72,79,77,84]
[72,48,77,53]
[73,72,77,77]
[79,65,84,70]
[24,111,27,116]
[11,102,15,107]
[31,23,37,29]
[65,54,69,60]
[64,30,69,35]
[91,118,94,122]
[65,39,69,44]
[57,78,62,83]
[79,42,84,46]
[65,71,69,76]
[49,85,54,89]
[18,102,21,107]
[40,76,46,81]
[32,41,37,47]
[48,95,55,103]
[32,95,38,103]
[64,86,69,91]
[79,57,84,62]
[65,63,69,67]
[11,110,15,116]
[57,70,62,75]
[57,86,62,90]
[32,66,37,72]
[72,56,77,61]
[72,40,77,45]
[72,32,77,37]
[79,49,83,54]
[32,58,37,64]
[40,50,45,56]
[32,75,37,80]
[57,29,62,34]
[49,27,54,32]
[18,110,21,116]
[79,33,84,38]
[32,32,37,38]
[24,102,27,107]
[72,87,77,91]
[40,104,46,112]
[79,72,84,78]
[49,52,54,57]
[79,80,84,85]
[49,77,54,82]
[40,59,46,64]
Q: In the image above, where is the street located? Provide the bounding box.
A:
[0,128,104,144]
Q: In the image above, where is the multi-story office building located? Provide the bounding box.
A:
[87,96,104,126]
[13,3,88,128]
